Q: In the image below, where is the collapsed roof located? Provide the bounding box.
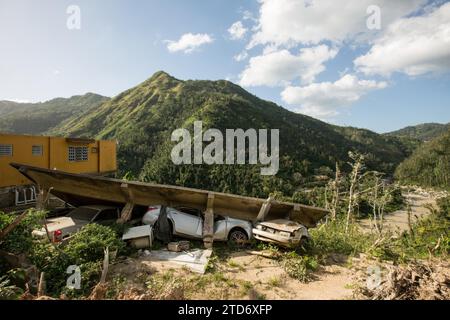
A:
[11,163,328,228]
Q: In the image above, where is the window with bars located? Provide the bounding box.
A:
[32,145,43,156]
[0,144,13,157]
[68,146,88,162]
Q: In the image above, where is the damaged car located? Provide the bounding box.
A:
[33,205,120,242]
[252,219,310,248]
[142,205,252,243]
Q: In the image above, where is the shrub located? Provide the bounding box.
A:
[28,223,124,297]
[281,252,319,282]
[308,218,373,256]
[0,209,46,255]
[0,275,23,300]
[64,223,125,264]
[28,242,71,295]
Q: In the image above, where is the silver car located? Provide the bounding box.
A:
[33,205,120,242]
[142,205,252,243]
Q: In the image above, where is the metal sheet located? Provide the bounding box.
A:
[145,249,212,274]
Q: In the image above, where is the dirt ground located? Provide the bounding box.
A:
[108,250,356,300]
[217,252,354,300]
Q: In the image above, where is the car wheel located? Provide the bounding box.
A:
[228,228,248,244]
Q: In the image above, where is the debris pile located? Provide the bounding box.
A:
[358,260,449,300]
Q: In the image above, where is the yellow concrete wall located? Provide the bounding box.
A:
[49,138,99,174]
[0,134,50,187]
[99,140,117,173]
[0,134,117,188]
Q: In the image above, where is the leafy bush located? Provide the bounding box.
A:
[397,201,449,260]
[0,275,23,300]
[28,223,124,297]
[308,218,373,256]
[281,252,319,282]
[28,243,70,295]
[64,223,124,264]
[0,209,45,254]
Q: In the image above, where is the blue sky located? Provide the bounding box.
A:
[0,0,449,133]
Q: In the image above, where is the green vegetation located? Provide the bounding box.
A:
[0,211,125,298]
[281,253,319,282]
[395,128,450,190]
[46,71,410,199]
[0,210,45,255]
[0,275,23,300]
[0,93,108,135]
[386,122,450,142]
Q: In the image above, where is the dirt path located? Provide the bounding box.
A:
[359,191,438,233]
[217,252,354,300]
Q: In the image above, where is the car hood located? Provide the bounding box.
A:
[43,217,88,232]
[256,219,304,232]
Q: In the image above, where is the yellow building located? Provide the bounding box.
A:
[0,133,117,189]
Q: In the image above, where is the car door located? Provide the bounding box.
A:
[169,207,202,238]
[213,215,227,240]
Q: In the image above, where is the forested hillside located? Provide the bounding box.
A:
[395,128,450,190]
[50,71,411,198]
[386,123,449,142]
[0,93,109,135]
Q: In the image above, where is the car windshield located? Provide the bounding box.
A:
[67,207,99,221]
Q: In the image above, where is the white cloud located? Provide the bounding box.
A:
[4,98,31,103]
[228,21,247,40]
[166,33,214,53]
[242,10,257,22]
[281,74,387,119]
[234,51,248,62]
[239,45,338,87]
[248,0,424,48]
[355,2,450,76]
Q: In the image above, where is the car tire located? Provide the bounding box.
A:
[228,228,248,244]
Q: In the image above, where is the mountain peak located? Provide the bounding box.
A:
[148,70,180,82]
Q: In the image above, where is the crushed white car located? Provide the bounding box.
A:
[253,219,310,248]
[142,205,252,243]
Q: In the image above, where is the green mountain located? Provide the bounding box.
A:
[0,93,109,135]
[50,71,411,198]
[395,128,450,190]
[386,123,450,142]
